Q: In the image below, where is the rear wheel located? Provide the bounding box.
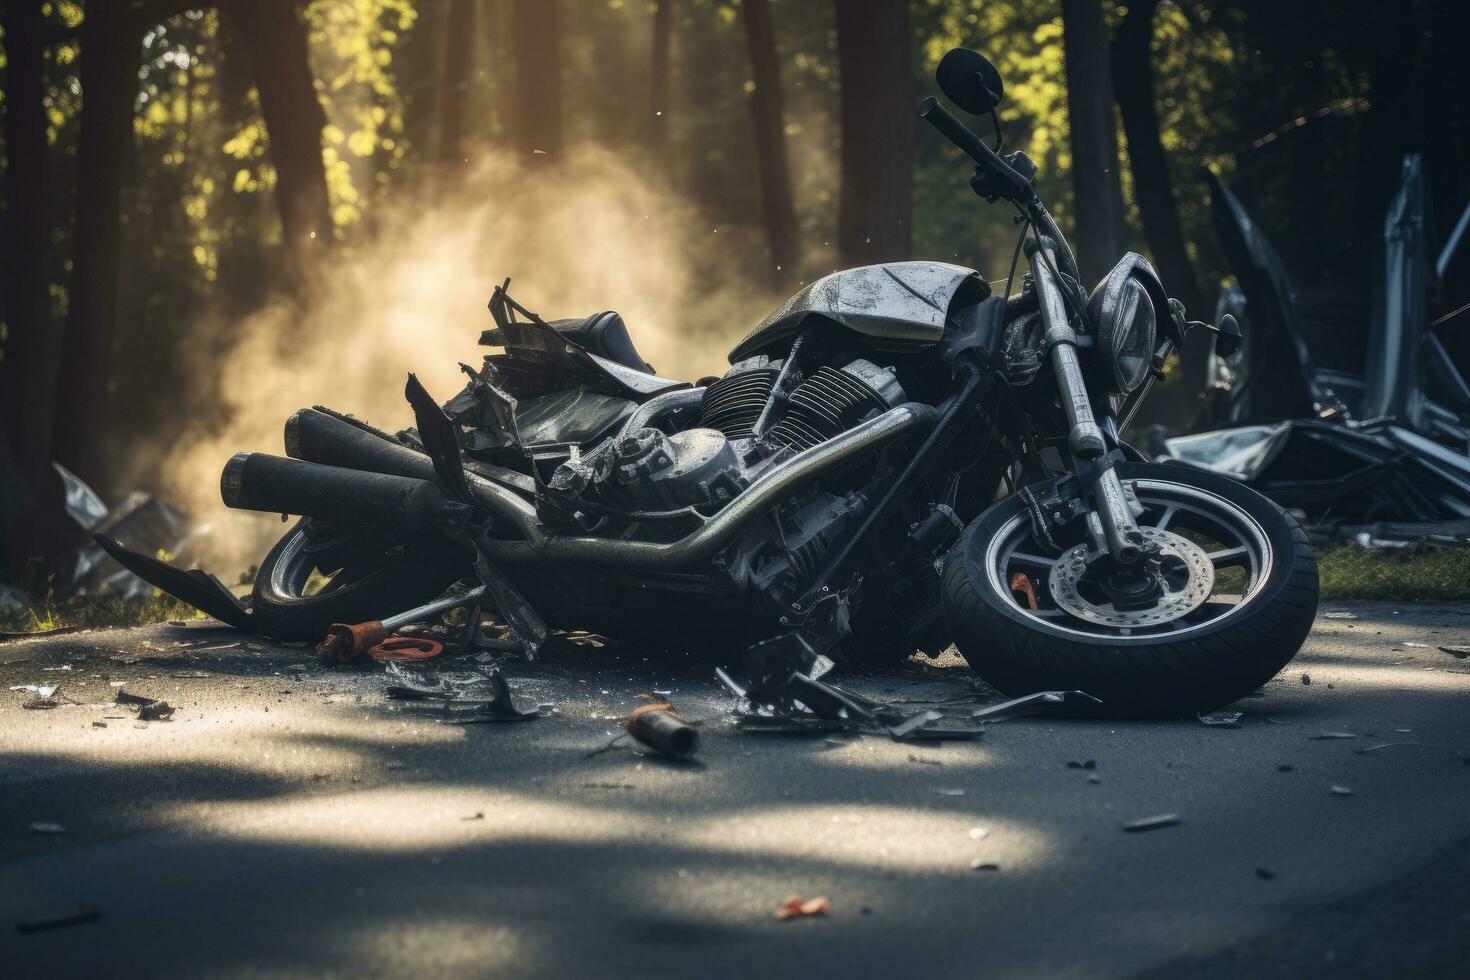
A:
[249,520,468,641]
[942,462,1317,717]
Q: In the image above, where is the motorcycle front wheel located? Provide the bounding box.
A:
[942,462,1318,717]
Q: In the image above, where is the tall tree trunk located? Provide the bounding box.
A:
[50,3,141,498]
[0,0,67,576]
[741,0,798,283]
[835,0,914,267]
[511,0,562,158]
[229,0,332,276]
[1062,0,1126,286]
[1112,0,1205,405]
[648,0,674,159]
[1112,0,1201,314]
[438,0,477,170]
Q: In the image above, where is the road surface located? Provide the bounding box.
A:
[3,601,1469,977]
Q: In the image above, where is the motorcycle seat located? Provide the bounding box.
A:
[548,311,655,375]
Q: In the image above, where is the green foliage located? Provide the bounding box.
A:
[1317,546,1470,602]
[0,591,209,633]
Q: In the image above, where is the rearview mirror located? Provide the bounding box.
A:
[1215,313,1242,358]
[937,47,1004,115]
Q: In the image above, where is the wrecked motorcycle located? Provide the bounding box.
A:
[104,48,1318,717]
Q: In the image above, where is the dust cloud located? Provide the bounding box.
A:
[160,146,781,573]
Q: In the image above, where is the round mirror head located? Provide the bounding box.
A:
[937,47,1004,115]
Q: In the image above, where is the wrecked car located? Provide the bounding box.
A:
[1161,158,1470,538]
[101,48,1319,717]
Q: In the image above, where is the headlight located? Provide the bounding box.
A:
[1100,277,1155,394]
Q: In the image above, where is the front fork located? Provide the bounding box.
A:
[1028,239,1148,565]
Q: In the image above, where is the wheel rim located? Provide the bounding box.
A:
[263,527,399,603]
[982,479,1273,640]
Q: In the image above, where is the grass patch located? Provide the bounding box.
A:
[0,592,208,633]
[1318,545,1470,601]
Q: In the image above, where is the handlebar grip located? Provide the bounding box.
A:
[918,97,1034,203]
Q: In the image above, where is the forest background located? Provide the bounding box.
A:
[2,0,1467,581]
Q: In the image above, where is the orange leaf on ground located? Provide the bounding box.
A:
[773,896,829,920]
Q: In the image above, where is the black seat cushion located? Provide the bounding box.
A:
[547,311,654,374]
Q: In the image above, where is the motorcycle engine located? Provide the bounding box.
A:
[545,355,905,527]
[700,356,906,450]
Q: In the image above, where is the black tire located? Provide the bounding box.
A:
[942,462,1318,718]
[249,521,468,641]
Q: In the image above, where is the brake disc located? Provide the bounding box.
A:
[1046,527,1215,628]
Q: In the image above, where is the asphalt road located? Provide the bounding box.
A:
[3,601,1469,978]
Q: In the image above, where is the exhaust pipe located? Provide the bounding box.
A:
[286,407,536,496]
[285,409,438,482]
[475,402,937,568]
[221,453,466,531]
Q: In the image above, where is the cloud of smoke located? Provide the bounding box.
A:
[159,146,781,573]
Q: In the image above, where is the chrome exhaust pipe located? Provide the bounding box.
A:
[476,402,937,568]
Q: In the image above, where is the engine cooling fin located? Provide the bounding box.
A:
[767,366,892,452]
[699,364,778,440]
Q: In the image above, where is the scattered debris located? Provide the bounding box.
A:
[1066,760,1097,769]
[971,690,1103,723]
[969,860,1000,871]
[1301,674,1312,685]
[935,787,967,797]
[1278,765,1295,772]
[773,896,829,920]
[28,822,65,834]
[115,689,174,721]
[1330,785,1353,797]
[1123,814,1180,833]
[383,661,538,723]
[1309,731,1358,740]
[968,827,990,841]
[370,637,446,662]
[1323,611,1359,620]
[1438,645,1470,659]
[1198,710,1243,727]
[138,700,175,721]
[626,702,700,760]
[15,904,100,935]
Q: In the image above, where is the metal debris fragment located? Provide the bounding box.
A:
[971,690,1103,722]
[626,702,700,759]
[15,904,100,934]
[1123,813,1180,832]
[1198,710,1243,727]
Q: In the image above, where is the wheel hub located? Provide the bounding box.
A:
[1047,527,1215,628]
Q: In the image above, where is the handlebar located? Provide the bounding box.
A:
[917,97,1034,204]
